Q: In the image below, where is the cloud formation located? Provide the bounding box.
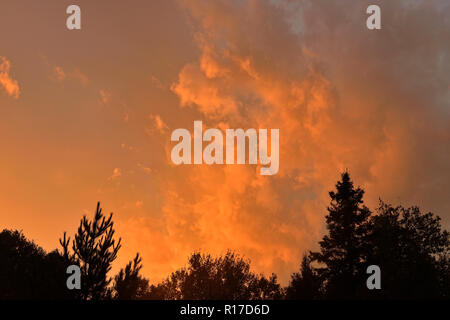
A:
[117,0,450,285]
[4,0,446,286]
[110,168,122,180]
[0,56,20,99]
[148,114,169,133]
[51,65,89,86]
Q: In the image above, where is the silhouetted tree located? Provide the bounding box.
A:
[310,172,371,299]
[249,273,283,300]
[366,201,450,299]
[147,251,282,300]
[0,229,75,299]
[59,202,121,300]
[2,181,448,301]
[286,255,321,299]
[436,254,450,298]
[113,253,149,300]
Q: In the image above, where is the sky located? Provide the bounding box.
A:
[0,0,449,285]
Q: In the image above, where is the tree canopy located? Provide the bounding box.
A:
[0,173,448,299]
[146,251,282,300]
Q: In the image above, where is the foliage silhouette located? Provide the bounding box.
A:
[310,172,372,299]
[59,202,121,299]
[146,251,282,300]
[285,255,321,300]
[0,229,75,299]
[1,172,449,300]
[113,253,149,300]
[365,201,450,299]
[308,172,449,300]
[59,202,146,300]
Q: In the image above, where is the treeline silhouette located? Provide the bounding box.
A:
[0,172,448,299]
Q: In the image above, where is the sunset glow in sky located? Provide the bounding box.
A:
[1,0,449,285]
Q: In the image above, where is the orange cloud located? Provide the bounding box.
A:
[0,56,20,99]
[53,66,66,82]
[99,89,111,104]
[51,65,89,86]
[148,114,169,133]
[109,168,122,180]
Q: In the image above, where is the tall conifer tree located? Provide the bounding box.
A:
[310,172,371,298]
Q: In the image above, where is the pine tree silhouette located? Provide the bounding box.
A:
[310,172,371,299]
[59,202,121,300]
[113,253,149,299]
